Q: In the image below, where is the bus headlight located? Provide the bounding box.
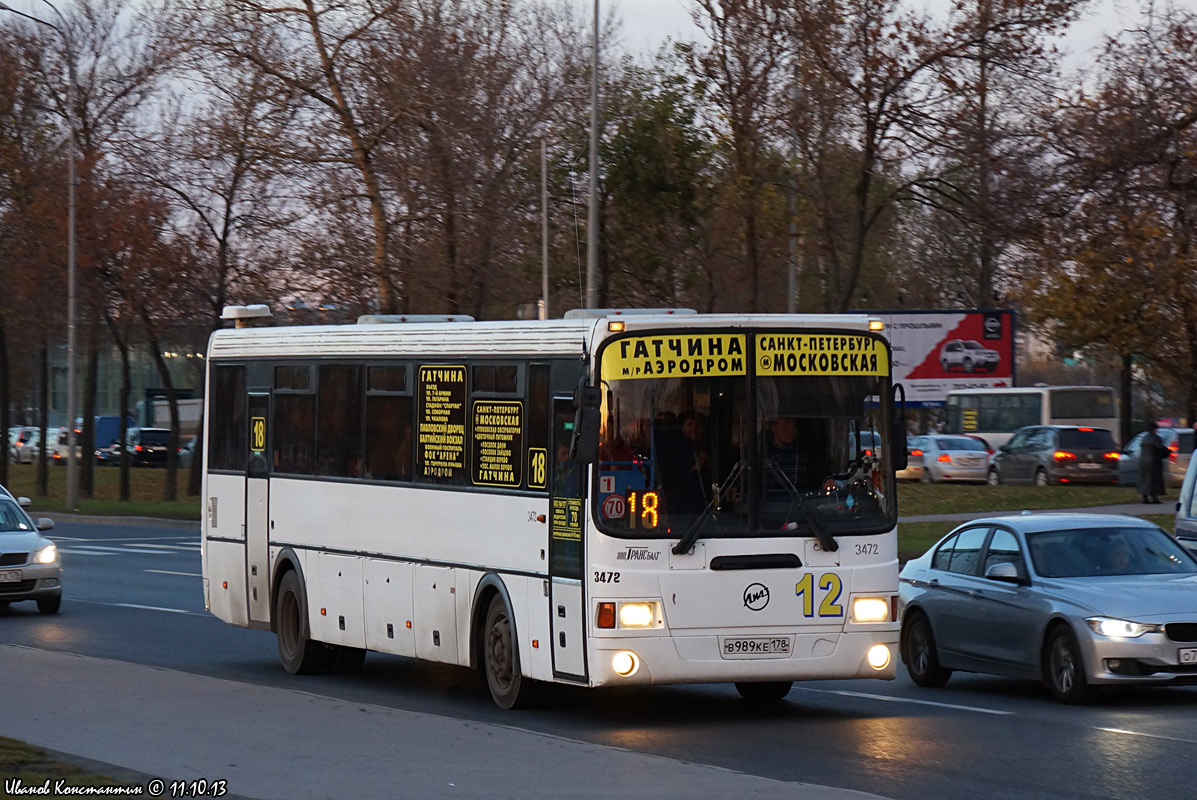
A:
[612,650,640,677]
[867,644,891,670]
[851,597,890,623]
[618,602,656,628]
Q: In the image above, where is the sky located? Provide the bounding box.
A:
[572,0,1152,65]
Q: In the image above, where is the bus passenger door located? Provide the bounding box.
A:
[246,392,272,624]
[549,399,587,680]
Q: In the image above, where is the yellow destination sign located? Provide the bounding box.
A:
[603,334,746,380]
[756,334,888,376]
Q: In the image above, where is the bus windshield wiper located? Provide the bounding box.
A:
[766,461,839,553]
[671,460,744,555]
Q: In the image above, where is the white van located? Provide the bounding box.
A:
[33,427,82,465]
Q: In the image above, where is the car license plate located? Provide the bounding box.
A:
[1180,647,1197,665]
[0,569,21,583]
[1077,463,1100,469]
[720,636,792,659]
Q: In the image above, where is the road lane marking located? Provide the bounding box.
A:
[1097,727,1197,745]
[113,603,195,614]
[127,543,200,551]
[69,599,207,616]
[795,687,1013,715]
[57,548,116,556]
[145,569,201,577]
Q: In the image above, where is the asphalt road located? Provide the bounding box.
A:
[3,518,1197,799]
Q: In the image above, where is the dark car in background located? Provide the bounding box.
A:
[123,427,174,467]
[986,425,1120,486]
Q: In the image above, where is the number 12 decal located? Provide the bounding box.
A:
[794,573,843,617]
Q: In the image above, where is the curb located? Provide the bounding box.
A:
[47,512,200,530]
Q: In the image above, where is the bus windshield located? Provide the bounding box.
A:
[596,334,896,540]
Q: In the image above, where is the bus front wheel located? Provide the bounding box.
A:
[276,570,333,675]
[483,594,536,709]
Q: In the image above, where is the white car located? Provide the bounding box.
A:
[0,484,61,614]
[900,434,992,483]
[940,339,1000,373]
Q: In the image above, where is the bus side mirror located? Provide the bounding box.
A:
[891,383,908,472]
[570,383,602,464]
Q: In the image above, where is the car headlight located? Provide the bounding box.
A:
[1086,616,1160,639]
[33,544,59,564]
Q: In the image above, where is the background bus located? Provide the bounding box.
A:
[942,385,1119,449]
[201,308,903,708]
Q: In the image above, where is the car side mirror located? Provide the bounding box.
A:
[36,518,55,532]
[18,496,32,508]
[998,444,1011,453]
[984,562,1022,583]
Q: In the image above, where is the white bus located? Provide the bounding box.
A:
[942,385,1119,450]
[200,308,903,707]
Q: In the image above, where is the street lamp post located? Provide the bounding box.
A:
[0,1,78,509]
[585,0,599,309]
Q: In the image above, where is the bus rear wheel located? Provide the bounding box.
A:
[276,570,333,674]
[483,594,536,709]
[734,681,792,702]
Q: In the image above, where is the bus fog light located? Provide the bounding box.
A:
[618,602,655,628]
[867,644,891,670]
[852,597,889,623]
[612,650,640,677]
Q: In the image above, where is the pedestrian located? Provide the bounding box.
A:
[1137,421,1167,504]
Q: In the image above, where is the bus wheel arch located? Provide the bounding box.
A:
[272,554,333,675]
[473,576,536,709]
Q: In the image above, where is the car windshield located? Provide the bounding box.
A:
[1027,526,1197,577]
[937,436,987,451]
[1057,429,1116,450]
[963,342,988,351]
[596,330,896,540]
[138,430,172,445]
[0,500,34,532]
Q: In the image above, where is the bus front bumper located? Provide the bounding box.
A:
[586,630,898,687]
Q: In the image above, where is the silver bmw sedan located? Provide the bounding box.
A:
[899,513,1197,703]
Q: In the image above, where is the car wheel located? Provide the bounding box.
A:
[1034,468,1049,487]
[921,468,934,484]
[963,359,974,373]
[483,594,536,709]
[987,467,1002,486]
[735,681,793,701]
[902,612,951,687]
[940,359,950,371]
[1044,626,1094,704]
[37,594,62,614]
[275,570,333,674]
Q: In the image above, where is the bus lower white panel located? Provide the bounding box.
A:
[522,579,554,681]
[309,553,366,649]
[551,580,586,676]
[203,474,246,542]
[363,559,416,657]
[205,540,249,627]
[413,565,458,663]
